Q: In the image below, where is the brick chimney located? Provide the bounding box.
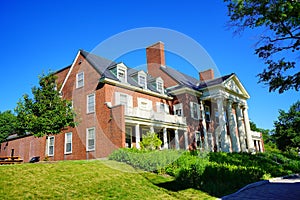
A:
[146,42,166,77]
[199,69,214,81]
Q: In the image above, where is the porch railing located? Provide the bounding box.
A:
[125,107,186,125]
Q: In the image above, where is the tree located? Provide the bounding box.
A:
[140,132,162,150]
[0,110,17,142]
[224,0,300,93]
[274,101,300,151]
[15,73,77,137]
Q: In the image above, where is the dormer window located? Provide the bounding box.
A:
[156,77,164,94]
[138,71,147,89]
[117,63,127,83]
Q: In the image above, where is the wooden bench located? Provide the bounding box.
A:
[0,156,23,165]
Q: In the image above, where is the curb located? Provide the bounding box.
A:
[221,180,269,199]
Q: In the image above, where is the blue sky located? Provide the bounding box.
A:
[0,0,298,130]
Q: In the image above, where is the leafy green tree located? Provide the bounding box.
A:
[274,101,300,151]
[224,0,300,93]
[15,73,77,137]
[140,132,162,150]
[0,110,17,142]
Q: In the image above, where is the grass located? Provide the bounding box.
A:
[0,160,215,200]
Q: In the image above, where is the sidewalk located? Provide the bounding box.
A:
[222,174,300,200]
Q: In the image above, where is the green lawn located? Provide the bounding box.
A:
[0,160,215,200]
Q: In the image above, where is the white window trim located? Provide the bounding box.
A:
[205,105,211,122]
[87,93,95,114]
[156,102,169,114]
[117,63,127,83]
[156,77,164,94]
[138,71,147,89]
[64,132,72,154]
[173,103,183,117]
[190,102,200,120]
[76,72,84,88]
[214,108,219,124]
[47,136,55,157]
[86,127,95,151]
[115,92,133,108]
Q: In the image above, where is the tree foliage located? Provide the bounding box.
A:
[0,110,17,142]
[15,73,77,137]
[224,0,300,93]
[140,132,162,150]
[274,100,300,151]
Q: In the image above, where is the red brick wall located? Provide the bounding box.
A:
[0,135,46,162]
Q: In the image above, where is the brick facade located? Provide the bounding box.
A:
[0,42,264,162]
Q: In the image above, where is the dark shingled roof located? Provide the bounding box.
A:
[80,50,161,93]
[80,49,233,93]
[197,73,234,90]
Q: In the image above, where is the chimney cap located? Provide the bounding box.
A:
[146,41,165,49]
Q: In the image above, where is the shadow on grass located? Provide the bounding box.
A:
[142,164,263,198]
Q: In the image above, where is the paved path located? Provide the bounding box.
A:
[222,174,300,200]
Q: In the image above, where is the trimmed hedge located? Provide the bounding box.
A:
[109,149,300,197]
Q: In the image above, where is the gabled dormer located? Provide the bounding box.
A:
[149,77,164,94]
[156,77,164,94]
[109,62,128,83]
[137,71,147,89]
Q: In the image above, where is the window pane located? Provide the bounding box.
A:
[49,146,54,155]
[77,72,84,88]
[88,94,95,113]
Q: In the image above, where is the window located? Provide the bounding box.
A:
[118,68,126,82]
[157,81,163,94]
[214,108,219,124]
[115,92,133,114]
[87,93,95,113]
[190,102,200,120]
[156,102,169,113]
[138,75,146,89]
[116,63,128,83]
[47,136,55,156]
[65,132,72,154]
[76,72,84,88]
[173,103,183,116]
[205,106,211,122]
[86,127,95,151]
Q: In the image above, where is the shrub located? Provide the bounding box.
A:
[109,148,182,173]
[139,132,162,150]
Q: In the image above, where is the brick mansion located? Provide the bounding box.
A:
[0,42,264,162]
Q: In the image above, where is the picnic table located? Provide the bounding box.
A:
[0,156,23,165]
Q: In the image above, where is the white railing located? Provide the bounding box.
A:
[125,107,186,125]
[251,131,261,139]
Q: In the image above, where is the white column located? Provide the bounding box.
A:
[227,100,240,152]
[243,105,255,152]
[217,97,230,152]
[200,101,208,151]
[135,124,140,149]
[163,127,168,149]
[235,103,247,152]
[184,131,189,150]
[175,129,179,150]
[150,126,154,133]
